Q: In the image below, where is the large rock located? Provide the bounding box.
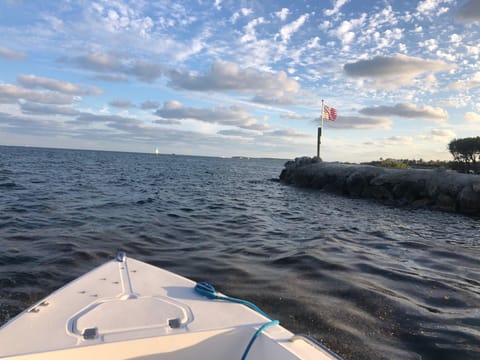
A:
[457,185,480,214]
[279,157,480,216]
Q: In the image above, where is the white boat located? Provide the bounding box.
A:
[0,253,341,359]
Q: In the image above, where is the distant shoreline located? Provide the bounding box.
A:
[0,145,286,161]
[280,157,480,216]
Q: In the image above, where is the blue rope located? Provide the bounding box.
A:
[241,320,279,360]
[194,282,272,319]
[194,282,280,359]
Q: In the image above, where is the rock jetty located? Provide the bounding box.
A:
[280,157,480,216]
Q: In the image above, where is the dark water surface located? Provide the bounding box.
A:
[0,146,479,359]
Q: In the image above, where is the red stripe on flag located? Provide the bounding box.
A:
[323,105,337,121]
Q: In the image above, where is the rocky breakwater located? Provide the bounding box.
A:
[280,157,480,216]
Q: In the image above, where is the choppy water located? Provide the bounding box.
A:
[0,146,479,359]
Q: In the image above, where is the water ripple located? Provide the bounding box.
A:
[0,146,479,359]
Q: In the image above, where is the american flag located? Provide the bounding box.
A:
[323,104,337,121]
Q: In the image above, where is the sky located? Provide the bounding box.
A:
[0,0,479,162]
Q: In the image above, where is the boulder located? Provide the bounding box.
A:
[279,157,480,216]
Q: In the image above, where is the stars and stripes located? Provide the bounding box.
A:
[322,104,337,121]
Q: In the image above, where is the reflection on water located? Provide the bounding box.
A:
[0,146,479,359]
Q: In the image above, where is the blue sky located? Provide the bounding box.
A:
[0,0,479,161]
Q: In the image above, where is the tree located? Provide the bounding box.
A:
[448,137,480,173]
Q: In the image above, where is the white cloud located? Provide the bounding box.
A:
[280,113,311,120]
[430,128,455,138]
[66,53,123,73]
[450,33,463,44]
[277,14,309,43]
[435,49,456,62]
[20,102,81,116]
[154,101,266,130]
[109,99,135,108]
[418,128,456,142]
[65,53,164,83]
[419,38,438,52]
[330,14,366,47]
[417,0,439,15]
[0,47,27,60]
[241,8,253,16]
[324,0,350,17]
[17,74,102,95]
[417,0,453,17]
[388,136,414,143]
[240,17,265,43]
[359,103,448,122]
[465,112,480,122]
[275,8,290,21]
[0,84,75,105]
[437,7,449,16]
[306,36,320,49]
[140,100,160,110]
[231,8,253,24]
[167,60,300,104]
[449,72,480,90]
[343,54,455,89]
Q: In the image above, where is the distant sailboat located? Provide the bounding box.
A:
[155,147,159,155]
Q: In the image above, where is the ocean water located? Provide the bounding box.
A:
[0,145,479,359]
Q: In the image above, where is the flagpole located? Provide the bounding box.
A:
[317,99,324,158]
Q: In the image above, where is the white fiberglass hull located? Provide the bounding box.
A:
[0,253,340,360]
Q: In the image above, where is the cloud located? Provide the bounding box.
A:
[240,17,265,43]
[251,94,297,105]
[455,0,480,23]
[168,61,300,104]
[330,14,366,47]
[343,54,455,89]
[230,8,252,23]
[0,47,27,60]
[280,112,311,120]
[315,115,393,130]
[19,102,81,116]
[154,101,265,129]
[418,128,456,142]
[230,8,253,24]
[109,99,135,108]
[0,112,64,136]
[277,14,309,43]
[140,100,160,110]
[275,8,290,21]
[64,53,163,83]
[449,72,480,90]
[419,38,438,52]
[93,74,129,82]
[465,112,480,122]
[417,0,440,15]
[263,129,310,138]
[17,74,102,95]
[66,53,123,73]
[154,118,182,125]
[385,136,415,144]
[75,113,137,127]
[0,84,74,105]
[430,129,455,138]
[128,60,164,83]
[217,128,256,137]
[359,103,448,121]
[324,0,350,17]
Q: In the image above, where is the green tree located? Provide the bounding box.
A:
[448,137,480,173]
